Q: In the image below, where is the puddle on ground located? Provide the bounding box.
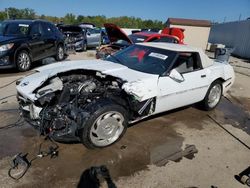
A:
[216,97,250,135]
[3,96,249,187]
[0,110,39,159]
[0,105,205,187]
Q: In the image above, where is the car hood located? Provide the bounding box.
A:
[104,23,133,44]
[16,60,159,102]
[60,25,82,33]
[0,35,25,44]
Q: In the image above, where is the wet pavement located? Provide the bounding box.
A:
[0,52,249,187]
[0,95,249,187]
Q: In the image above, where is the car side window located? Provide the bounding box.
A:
[88,28,100,34]
[41,23,54,36]
[147,37,158,42]
[172,52,202,74]
[30,23,41,35]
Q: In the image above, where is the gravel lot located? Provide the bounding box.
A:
[0,50,249,188]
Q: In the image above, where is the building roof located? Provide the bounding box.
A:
[166,18,211,27]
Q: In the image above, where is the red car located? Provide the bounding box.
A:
[96,23,184,59]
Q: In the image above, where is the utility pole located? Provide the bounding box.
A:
[6,8,9,19]
[239,14,242,21]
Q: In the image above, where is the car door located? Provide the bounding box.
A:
[28,22,45,61]
[87,28,100,47]
[41,22,57,57]
[155,52,210,114]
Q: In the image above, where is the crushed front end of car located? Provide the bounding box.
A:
[16,60,158,147]
[59,25,86,52]
[17,71,124,142]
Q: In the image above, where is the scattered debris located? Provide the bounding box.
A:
[235,166,250,187]
[8,153,30,180]
[8,136,59,180]
[120,145,127,150]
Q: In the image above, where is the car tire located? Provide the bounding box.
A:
[55,44,65,61]
[16,50,31,72]
[200,80,222,111]
[79,99,128,149]
[83,41,87,51]
[100,35,105,45]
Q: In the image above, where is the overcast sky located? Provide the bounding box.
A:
[1,0,250,22]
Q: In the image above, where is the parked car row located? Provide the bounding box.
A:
[96,23,185,59]
[58,24,108,52]
[0,19,109,71]
[0,19,186,71]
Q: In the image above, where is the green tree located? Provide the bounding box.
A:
[0,7,165,29]
[63,13,76,24]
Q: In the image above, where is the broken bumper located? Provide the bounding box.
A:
[18,93,79,142]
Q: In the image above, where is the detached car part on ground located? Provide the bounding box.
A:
[96,23,184,59]
[0,19,65,71]
[58,25,87,52]
[16,43,235,149]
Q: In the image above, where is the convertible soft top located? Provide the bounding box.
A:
[138,42,214,68]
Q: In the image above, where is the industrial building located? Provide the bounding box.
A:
[166,18,211,50]
[209,19,250,59]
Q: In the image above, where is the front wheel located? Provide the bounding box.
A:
[79,100,128,149]
[83,41,87,51]
[16,50,31,72]
[200,80,222,111]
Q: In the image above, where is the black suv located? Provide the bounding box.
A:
[0,19,65,71]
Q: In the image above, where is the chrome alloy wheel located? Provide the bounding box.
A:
[208,84,222,108]
[90,111,125,147]
[58,46,64,60]
[17,52,30,70]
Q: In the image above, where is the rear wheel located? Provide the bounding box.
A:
[55,44,65,61]
[200,80,222,110]
[79,100,128,149]
[16,50,31,72]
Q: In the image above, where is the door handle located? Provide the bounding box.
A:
[201,75,206,78]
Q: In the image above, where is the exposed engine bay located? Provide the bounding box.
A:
[17,70,155,142]
[59,25,86,52]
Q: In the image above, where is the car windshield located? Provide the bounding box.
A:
[88,28,101,34]
[105,45,177,75]
[153,36,177,43]
[129,34,148,43]
[0,22,30,36]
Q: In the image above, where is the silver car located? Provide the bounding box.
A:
[80,27,107,48]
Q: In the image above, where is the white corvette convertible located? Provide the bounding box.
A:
[16,43,235,148]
